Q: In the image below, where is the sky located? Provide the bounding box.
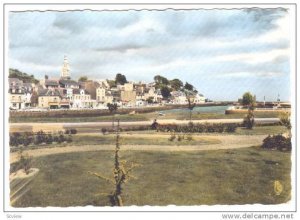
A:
[8,8,291,101]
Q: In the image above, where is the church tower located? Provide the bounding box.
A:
[61,55,70,79]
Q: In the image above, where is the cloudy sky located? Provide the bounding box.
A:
[8,8,291,101]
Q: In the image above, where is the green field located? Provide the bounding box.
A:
[11,147,291,207]
[9,110,282,123]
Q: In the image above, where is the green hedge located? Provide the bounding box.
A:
[9,131,72,147]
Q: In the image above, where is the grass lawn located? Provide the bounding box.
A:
[71,135,220,146]
[11,147,291,207]
[9,114,148,123]
[124,111,281,121]
[235,126,288,136]
[9,111,281,123]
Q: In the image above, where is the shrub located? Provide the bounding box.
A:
[21,132,33,146]
[53,136,59,143]
[224,123,238,132]
[177,134,184,142]
[19,154,32,174]
[70,129,77,134]
[262,134,291,151]
[101,128,108,135]
[10,132,22,147]
[168,133,176,142]
[279,112,291,130]
[67,135,72,143]
[58,134,66,143]
[186,134,193,141]
[34,130,47,144]
[45,134,53,144]
[156,123,239,133]
[243,110,255,129]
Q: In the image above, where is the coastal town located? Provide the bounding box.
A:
[9,56,206,111]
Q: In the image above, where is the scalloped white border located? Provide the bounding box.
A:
[1,0,297,215]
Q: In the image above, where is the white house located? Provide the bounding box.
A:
[72,89,93,108]
[193,94,206,104]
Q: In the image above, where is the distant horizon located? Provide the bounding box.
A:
[9,8,291,102]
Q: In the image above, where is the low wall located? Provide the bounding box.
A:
[225,109,290,114]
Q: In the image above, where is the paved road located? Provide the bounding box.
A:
[10,118,280,133]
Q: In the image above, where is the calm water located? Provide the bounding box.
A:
[161,105,229,114]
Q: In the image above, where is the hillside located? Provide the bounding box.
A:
[9,68,39,84]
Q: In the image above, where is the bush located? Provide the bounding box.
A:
[243,110,255,129]
[22,132,33,146]
[177,134,184,142]
[10,132,22,147]
[10,132,35,147]
[19,154,32,174]
[168,133,176,142]
[186,134,193,141]
[157,123,239,133]
[34,130,47,145]
[45,134,53,144]
[9,130,73,148]
[58,133,66,143]
[70,129,77,134]
[262,134,291,151]
[101,128,108,135]
[225,123,238,132]
[66,135,72,143]
[65,129,77,135]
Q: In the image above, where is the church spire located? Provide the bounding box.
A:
[61,55,70,79]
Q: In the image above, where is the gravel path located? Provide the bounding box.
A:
[10,135,266,164]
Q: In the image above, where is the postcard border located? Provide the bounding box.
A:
[2,2,298,213]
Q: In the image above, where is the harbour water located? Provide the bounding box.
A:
[161,105,229,115]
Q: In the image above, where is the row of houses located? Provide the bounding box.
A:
[8,56,205,110]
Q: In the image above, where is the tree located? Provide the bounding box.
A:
[146,97,154,104]
[107,103,118,130]
[170,79,183,91]
[107,79,116,88]
[78,76,88,82]
[154,75,169,85]
[184,82,194,91]
[160,86,171,99]
[242,92,255,107]
[241,92,256,129]
[89,120,140,206]
[185,90,196,122]
[243,109,255,129]
[30,91,39,107]
[115,73,127,85]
